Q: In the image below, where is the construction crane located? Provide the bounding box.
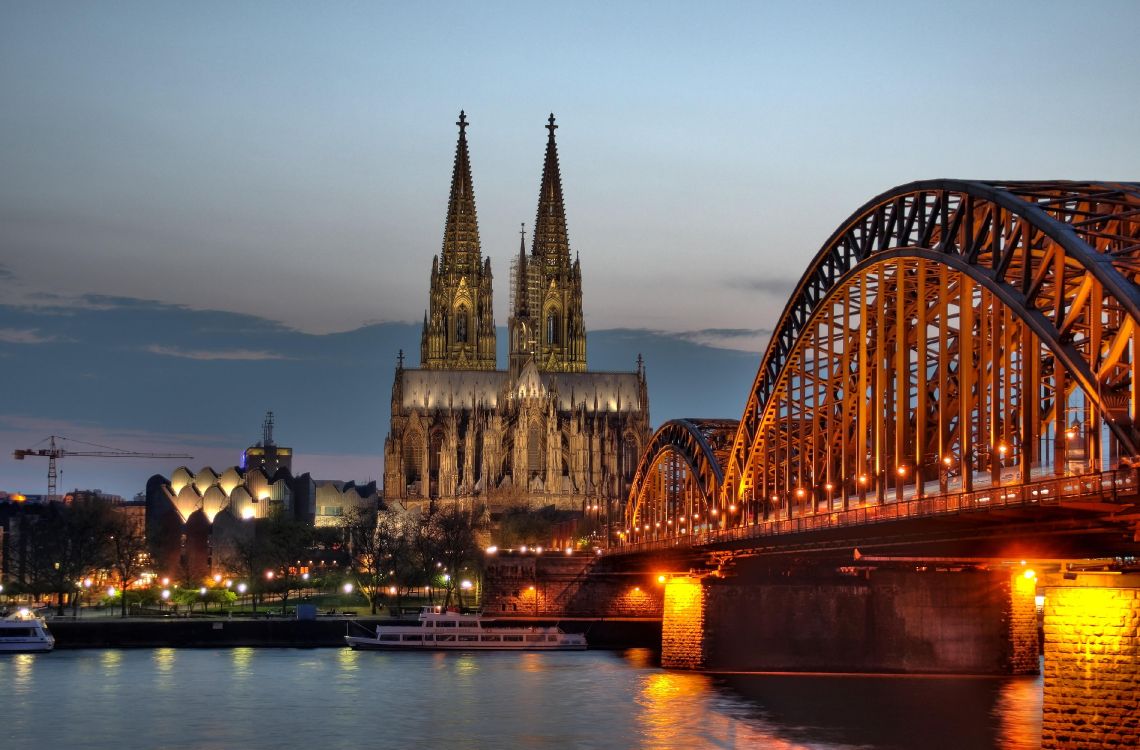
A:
[13,435,193,500]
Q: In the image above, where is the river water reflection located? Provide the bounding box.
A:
[1,647,1040,749]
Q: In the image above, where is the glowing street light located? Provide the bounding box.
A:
[343,582,354,594]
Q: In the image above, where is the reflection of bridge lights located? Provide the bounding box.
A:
[1023,569,1036,580]
[770,495,778,502]
[728,504,737,512]
[680,527,686,534]
[998,442,1009,456]
[710,508,718,516]
[858,475,869,485]
[896,465,908,477]
[657,575,666,584]
[795,487,806,498]
[1065,425,1078,440]
[943,455,954,466]
[824,484,833,492]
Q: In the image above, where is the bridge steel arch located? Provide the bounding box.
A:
[623,180,1140,542]
[720,180,1140,524]
[622,418,737,544]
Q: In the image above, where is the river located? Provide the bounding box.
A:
[1,648,1041,749]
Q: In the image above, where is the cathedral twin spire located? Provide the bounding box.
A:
[421,112,586,374]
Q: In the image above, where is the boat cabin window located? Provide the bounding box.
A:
[503,635,523,642]
[458,635,478,642]
[403,634,422,641]
[379,634,402,642]
[438,620,457,628]
[1,627,36,637]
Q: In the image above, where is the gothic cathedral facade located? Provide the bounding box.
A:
[383,113,650,521]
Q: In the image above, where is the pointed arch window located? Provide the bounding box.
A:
[546,310,560,345]
[622,435,639,481]
[456,305,469,343]
[528,423,545,477]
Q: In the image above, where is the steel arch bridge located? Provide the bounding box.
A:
[623,180,1140,548]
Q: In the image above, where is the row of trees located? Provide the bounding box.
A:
[341,504,484,614]
[5,498,486,618]
[9,498,149,616]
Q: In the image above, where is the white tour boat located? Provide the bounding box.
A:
[345,607,587,651]
[0,608,55,653]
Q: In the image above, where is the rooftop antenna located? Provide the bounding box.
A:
[262,411,275,446]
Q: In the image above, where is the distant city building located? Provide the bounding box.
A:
[0,490,139,588]
[383,113,650,522]
[144,417,378,578]
[242,411,293,475]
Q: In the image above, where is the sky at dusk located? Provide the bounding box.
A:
[3,1,1140,498]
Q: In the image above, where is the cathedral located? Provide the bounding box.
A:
[383,113,651,523]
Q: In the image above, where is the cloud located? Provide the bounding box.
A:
[670,327,772,351]
[673,328,768,341]
[0,264,15,282]
[144,345,291,361]
[0,327,61,344]
[726,276,799,296]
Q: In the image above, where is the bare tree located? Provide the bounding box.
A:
[341,505,402,614]
[26,499,113,615]
[431,504,483,609]
[107,510,149,617]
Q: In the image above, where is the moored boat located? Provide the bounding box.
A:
[345,607,586,651]
[0,608,55,653]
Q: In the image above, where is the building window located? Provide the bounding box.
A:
[623,435,639,481]
[456,305,469,343]
[546,311,559,345]
[404,435,423,482]
[430,430,444,481]
[528,423,544,477]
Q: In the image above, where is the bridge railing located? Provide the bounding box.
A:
[611,467,1138,554]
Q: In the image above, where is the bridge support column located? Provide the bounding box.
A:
[1042,574,1140,749]
[661,576,709,670]
[1008,569,1041,675]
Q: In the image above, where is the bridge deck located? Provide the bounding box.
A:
[610,469,1140,558]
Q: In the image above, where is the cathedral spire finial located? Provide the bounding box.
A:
[457,110,468,136]
[546,113,557,140]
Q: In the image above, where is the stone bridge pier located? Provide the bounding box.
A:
[1040,573,1140,749]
